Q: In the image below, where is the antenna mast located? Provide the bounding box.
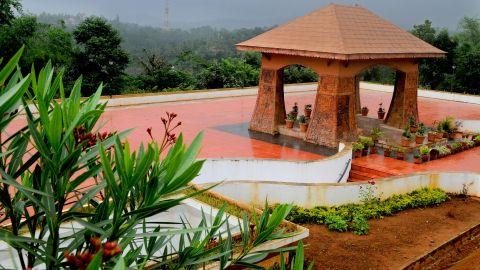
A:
[164,0,170,30]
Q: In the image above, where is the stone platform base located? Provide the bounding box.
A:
[277,125,307,140]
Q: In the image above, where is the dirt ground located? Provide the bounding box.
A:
[302,197,480,270]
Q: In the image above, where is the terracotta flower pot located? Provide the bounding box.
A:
[286,120,294,129]
[414,157,422,164]
[304,109,312,118]
[409,126,419,133]
[396,151,405,160]
[370,146,378,154]
[427,132,436,142]
[450,131,463,140]
[353,150,362,158]
[362,148,369,156]
[299,123,308,132]
[436,132,445,140]
[378,111,385,120]
[384,149,391,157]
[361,108,369,116]
[415,135,425,145]
[401,138,411,147]
[421,154,429,162]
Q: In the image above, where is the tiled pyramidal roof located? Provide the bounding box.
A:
[236,4,445,60]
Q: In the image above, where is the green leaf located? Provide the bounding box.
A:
[86,251,103,270]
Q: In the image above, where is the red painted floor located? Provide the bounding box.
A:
[7,89,480,175]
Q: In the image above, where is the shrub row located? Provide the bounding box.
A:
[285,188,449,235]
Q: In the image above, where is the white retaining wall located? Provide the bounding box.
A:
[203,172,480,208]
[194,143,352,184]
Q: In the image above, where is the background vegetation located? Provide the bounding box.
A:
[1,1,479,96]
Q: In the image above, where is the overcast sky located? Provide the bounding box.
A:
[21,0,480,30]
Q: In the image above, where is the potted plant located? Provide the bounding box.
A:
[286,113,295,129]
[413,152,422,164]
[436,145,451,158]
[352,142,364,158]
[291,102,299,119]
[370,127,384,144]
[383,146,391,157]
[395,147,406,160]
[408,116,418,133]
[430,148,440,160]
[450,120,463,139]
[298,115,308,132]
[361,106,369,116]
[415,123,427,144]
[377,103,386,119]
[474,135,480,146]
[304,104,312,118]
[439,116,454,138]
[401,128,413,147]
[435,122,445,141]
[359,136,374,156]
[427,127,437,143]
[420,145,430,162]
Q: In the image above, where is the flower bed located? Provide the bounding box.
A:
[284,188,449,235]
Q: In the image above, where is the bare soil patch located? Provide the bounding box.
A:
[302,197,480,270]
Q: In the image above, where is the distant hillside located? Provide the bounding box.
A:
[36,13,267,74]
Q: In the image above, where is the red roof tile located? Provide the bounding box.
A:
[236,4,445,60]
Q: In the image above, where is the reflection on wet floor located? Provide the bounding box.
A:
[214,122,338,157]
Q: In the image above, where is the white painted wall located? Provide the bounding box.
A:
[194,143,352,184]
[204,172,480,208]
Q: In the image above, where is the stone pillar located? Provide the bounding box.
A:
[249,68,286,134]
[385,70,419,129]
[354,75,361,114]
[306,75,357,147]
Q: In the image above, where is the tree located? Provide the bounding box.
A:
[452,17,480,93]
[0,0,21,25]
[0,16,36,63]
[71,16,129,96]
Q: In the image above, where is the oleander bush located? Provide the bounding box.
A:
[0,49,308,269]
[285,188,449,235]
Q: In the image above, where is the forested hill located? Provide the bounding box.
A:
[36,13,267,74]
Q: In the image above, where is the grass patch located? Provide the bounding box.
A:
[285,188,449,235]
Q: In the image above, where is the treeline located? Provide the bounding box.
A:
[1,0,479,96]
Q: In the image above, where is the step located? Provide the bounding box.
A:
[351,164,395,178]
[349,170,380,181]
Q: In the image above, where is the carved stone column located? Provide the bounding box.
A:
[385,70,419,128]
[306,75,357,147]
[249,68,286,134]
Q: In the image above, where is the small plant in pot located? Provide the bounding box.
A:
[427,127,437,142]
[285,113,295,129]
[352,142,364,158]
[430,148,440,160]
[359,136,374,156]
[435,121,446,141]
[408,116,419,133]
[413,151,422,164]
[415,123,427,144]
[291,102,299,118]
[298,114,308,132]
[361,106,369,116]
[474,135,480,146]
[370,127,384,144]
[401,128,414,147]
[304,104,312,118]
[420,145,430,162]
[449,120,463,139]
[395,147,406,160]
[383,146,392,157]
[377,103,386,119]
[439,116,455,138]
